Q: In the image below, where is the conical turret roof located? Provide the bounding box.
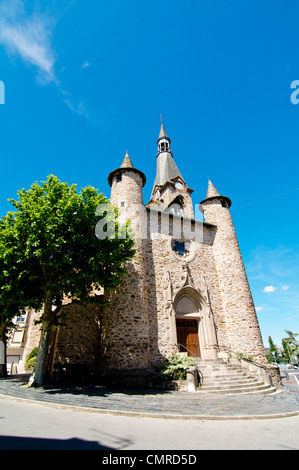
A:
[200,179,231,207]
[206,179,221,199]
[108,151,146,187]
[120,151,134,168]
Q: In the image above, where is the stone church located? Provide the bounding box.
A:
[12,122,280,389]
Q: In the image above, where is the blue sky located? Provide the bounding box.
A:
[0,0,298,349]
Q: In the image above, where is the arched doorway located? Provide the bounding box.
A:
[174,288,202,357]
[172,286,218,359]
[176,318,200,357]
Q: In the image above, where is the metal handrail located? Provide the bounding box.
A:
[217,345,267,370]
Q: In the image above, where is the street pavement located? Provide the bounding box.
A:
[1,397,299,450]
[0,372,299,450]
[0,371,298,420]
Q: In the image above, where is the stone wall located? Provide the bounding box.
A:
[51,303,102,378]
[98,198,268,371]
[144,211,226,365]
[201,197,267,364]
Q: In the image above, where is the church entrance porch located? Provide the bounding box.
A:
[170,285,218,360]
[176,318,201,357]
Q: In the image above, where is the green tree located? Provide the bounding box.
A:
[282,330,299,365]
[0,213,40,377]
[1,175,135,386]
[267,336,280,364]
[281,338,291,364]
[0,269,22,378]
[0,216,17,377]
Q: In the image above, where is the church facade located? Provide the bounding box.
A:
[13,122,280,386]
[98,122,268,372]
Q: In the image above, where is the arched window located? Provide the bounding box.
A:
[169,204,182,216]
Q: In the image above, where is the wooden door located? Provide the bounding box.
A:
[176,318,200,357]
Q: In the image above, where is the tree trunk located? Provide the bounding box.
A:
[29,290,54,387]
[0,322,7,378]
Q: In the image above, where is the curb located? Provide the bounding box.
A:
[1,392,299,421]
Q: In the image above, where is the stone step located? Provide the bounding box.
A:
[190,358,276,395]
[177,352,189,357]
[197,383,274,395]
[201,376,259,385]
[199,370,256,380]
[197,364,249,372]
[199,369,254,377]
[199,380,265,391]
[198,363,251,371]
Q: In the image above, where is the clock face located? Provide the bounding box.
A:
[175,182,183,190]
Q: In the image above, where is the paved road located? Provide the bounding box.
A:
[0,397,299,450]
[0,372,298,450]
[1,374,299,419]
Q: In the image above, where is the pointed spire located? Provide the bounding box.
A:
[206,179,221,199]
[200,179,232,208]
[158,122,169,141]
[157,115,171,144]
[121,150,134,168]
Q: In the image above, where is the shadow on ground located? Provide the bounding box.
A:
[0,435,113,450]
[2,373,175,398]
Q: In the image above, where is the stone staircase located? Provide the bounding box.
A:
[194,358,276,395]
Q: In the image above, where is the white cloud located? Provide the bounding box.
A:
[64,98,89,119]
[281,285,290,291]
[0,1,56,83]
[81,62,90,69]
[0,1,95,122]
[263,285,277,293]
[256,306,263,312]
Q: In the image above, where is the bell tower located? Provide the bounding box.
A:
[148,121,194,219]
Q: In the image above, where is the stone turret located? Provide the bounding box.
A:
[108,151,146,208]
[200,180,267,364]
[102,153,150,372]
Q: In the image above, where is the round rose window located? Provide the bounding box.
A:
[171,239,191,258]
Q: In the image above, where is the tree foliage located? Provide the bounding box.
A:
[0,213,33,377]
[267,335,280,364]
[0,175,135,385]
[282,330,299,365]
